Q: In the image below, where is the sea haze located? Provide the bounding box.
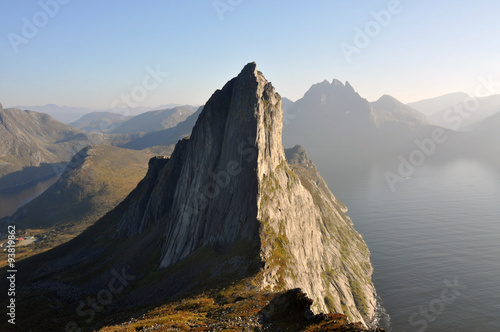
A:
[316,155,500,332]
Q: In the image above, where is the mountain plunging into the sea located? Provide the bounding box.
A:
[10,63,379,329]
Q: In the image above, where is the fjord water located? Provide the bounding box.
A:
[318,155,500,331]
[0,176,58,219]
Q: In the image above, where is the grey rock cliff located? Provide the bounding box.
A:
[115,62,378,324]
[16,63,378,328]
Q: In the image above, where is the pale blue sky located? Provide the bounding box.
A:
[1,0,499,109]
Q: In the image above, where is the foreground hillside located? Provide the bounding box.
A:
[0,145,161,267]
[1,63,380,331]
[97,279,384,332]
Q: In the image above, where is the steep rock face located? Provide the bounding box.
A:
[283,145,377,323]
[115,63,377,324]
[9,64,378,329]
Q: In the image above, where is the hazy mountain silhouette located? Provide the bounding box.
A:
[111,105,196,134]
[0,105,111,188]
[408,92,500,130]
[407,92,469,116]
[4,63,379,331]
[10,104,94,123]
[69,112,132,133]
[283,80,442,161]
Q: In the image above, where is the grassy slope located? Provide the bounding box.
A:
[0,107,101,188]
[97,278,375,332]
[0,145,165,267]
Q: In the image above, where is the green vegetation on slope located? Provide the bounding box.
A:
[0,145,160,266]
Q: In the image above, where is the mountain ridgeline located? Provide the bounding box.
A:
[9,63,379,330]
[0,104,110,189]
[1,145,153,230]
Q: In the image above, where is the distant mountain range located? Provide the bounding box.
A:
[68,112,133,133]
[0,102,193,189]
[408,92,500,130]
[5,83,498,192]
[10,103,184,124]
[3,66,499,331]
[282,79,448,161]
[121,106,203,150]
[111,105,196,134]
[0,105,112,189]
[68,105,196,134]
[1,145,153,229]
[4,63,379,331]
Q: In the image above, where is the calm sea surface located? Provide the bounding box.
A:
[320,157,500,332]
[0,176,58,219]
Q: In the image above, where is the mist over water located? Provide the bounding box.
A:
[317,156,500,332]
[0,176,58,219]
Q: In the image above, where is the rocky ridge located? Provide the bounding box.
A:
[114,62,378,324]
[4,63,379,331]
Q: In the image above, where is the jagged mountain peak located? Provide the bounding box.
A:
[302,77,365,103]
[332,78,344,87]
[13,63,378,329]
[119,62,376,323]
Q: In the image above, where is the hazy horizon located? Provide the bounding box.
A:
[1,85,489,112]
[2,1,499,109]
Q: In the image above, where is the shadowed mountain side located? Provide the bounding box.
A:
[0,106,115,189]
[3,63,378,331]
[1,145,154,230]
